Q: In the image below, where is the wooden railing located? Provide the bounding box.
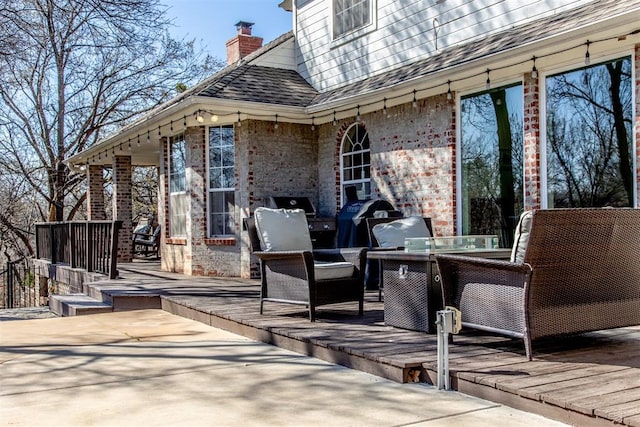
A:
[35,221,123,279]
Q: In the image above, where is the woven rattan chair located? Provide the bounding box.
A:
[435,208,640,359]
[245,210,366,321]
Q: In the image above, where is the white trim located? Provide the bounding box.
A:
[339,122,371,205]
[330,0,377,46]
[206,124,236,238]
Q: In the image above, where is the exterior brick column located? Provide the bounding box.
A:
[86,165,106,220]
[635,45,640,208]
[112,155,133,262]
[523,71,542,210]
[186,127,206,275]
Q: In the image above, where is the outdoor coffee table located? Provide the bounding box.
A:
[367,248,511,333]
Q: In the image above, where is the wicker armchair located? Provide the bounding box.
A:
[245,208,366,321]
[436,208,640,359]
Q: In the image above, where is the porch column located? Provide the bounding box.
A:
[635,44,640,208]
[523,71,542,210]
[112,155,133,262]
[86,165,106,220]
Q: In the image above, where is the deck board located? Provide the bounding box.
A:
[108,262,640,426]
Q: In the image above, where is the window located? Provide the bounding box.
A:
[333,0,373,39]
[460,84,524,247]
[341,123,371,204]
[545,57,633,208]
[169,134,187,237]
[208,125,236,237]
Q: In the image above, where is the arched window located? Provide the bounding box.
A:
[341,123,371,204]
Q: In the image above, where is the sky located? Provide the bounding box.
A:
[162,0,294,61]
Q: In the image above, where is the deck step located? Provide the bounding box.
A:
[49,294,112,317]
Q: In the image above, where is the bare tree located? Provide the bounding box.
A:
[546,58,632,207]
[0,0,222,258]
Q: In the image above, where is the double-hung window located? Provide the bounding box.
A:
[169,133,187,237]
[333,0,375,40]
[208,125,236,237]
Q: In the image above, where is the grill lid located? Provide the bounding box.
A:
[268,196,316,217]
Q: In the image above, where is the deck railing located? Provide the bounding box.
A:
[35,221,123,279]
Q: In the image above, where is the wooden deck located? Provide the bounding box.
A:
[94,261,640,426]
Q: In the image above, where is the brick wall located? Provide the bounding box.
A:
[239,120,318,277]
[112,155,132,262]
[86,165,106,220]
[316,95,457,236]
[523,72,542,210]
[635,44,640,208]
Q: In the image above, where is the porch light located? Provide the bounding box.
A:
[137,134,140,146]
[332,110,337,126]
[127,139,131,150]
[412,90,418,108]
[195,111,204,123]
[311,116,315,130]
[356,105,361,122]
[446,81,452,100]
[211,114,219,123]
[531,56,538,79]
[158,126,161,137]
[147,130,150,143]
[485,69,491,89]
[584,40,591,65]
[237,111,241,127]
[383,98,388,116]
[274,114,279,129]
[183,115,187,129]
[170,120,174,135]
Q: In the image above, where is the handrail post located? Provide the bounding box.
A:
[86,222,94,273]
[108,221,122,279]
[49,224,56,264]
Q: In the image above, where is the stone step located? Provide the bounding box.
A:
[85,281,162,311]
[49,294,112,317]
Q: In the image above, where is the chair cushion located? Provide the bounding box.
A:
[372,216,431,248]
[510,210,533,263]
[314,261,354,280]
[254,207,313,252]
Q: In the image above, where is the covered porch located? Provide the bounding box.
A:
[49,259,640,427]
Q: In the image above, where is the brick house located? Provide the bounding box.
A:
[67,0,640,279]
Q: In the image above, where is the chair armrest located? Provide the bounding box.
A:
[253,250,315,283]
[435,254,533,307]
[313,247,367,274]
[253,250,312,260]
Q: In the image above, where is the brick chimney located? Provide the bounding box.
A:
[226,21,263,65]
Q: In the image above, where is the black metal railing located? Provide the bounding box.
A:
[35,221,122,279]
[1,259,38,309]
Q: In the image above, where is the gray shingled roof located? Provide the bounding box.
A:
[196,65,317,106]
[149,0,639,112]
[309,0,639,106]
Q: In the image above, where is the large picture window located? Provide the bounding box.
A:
[341,123,371,203]
[208,125,236,237]
[169,134,187,237]
[545,57,633,208]
[333,0,372,39]
[460,84,524,247]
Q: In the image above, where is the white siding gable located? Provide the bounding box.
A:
[250,37,297,71]
[295,0,595,92]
